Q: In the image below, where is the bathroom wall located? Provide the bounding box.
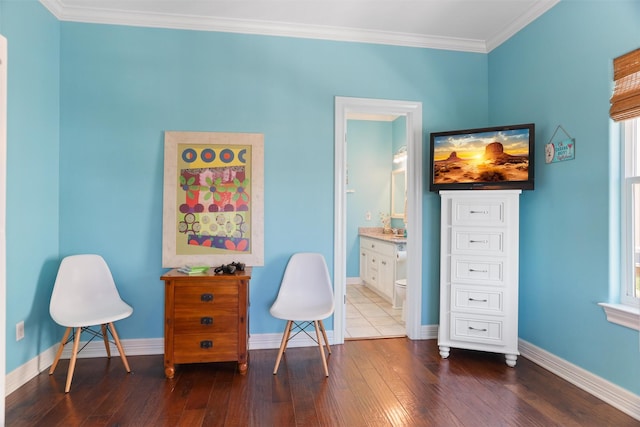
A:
[346,119,394,278]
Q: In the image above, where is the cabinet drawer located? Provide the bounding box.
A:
[173,332,238,363]
[173,310,239,334]
[174,285,238,308]
[452,199,504,226]
[361,237,397,257]
[452,229,504,255]
[451,315,503,344]
[451,285,503,314]
[451,256,503,284]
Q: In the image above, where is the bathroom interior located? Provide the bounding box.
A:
[346,114,408,339]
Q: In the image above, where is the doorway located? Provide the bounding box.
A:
[333,97,423,344]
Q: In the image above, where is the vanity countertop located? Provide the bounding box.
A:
[359,227,407,244]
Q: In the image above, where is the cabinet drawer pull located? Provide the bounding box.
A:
[469,239,488,244]
[469,268,488,273]
[468,326,487,332]
[200,340,213,349]
[470,210,488,214]
[200,317,214,325]
[200,293,214,302]
[381,261,387,266]
[468,298,488,302]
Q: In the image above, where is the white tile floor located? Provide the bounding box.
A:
[345,282,405,339]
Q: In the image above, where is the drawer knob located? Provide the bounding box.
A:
[200,293,214,302]
[200,317,214,325]
[200,340,213,349]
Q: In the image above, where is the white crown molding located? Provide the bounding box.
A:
[486,0,561,52]
[39,0,490,53]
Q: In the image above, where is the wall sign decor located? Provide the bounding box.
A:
[163,131,264,267]
[545,125,575,164]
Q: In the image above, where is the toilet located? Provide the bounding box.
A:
[393,279,407,321]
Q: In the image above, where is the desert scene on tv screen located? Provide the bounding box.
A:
[433,128,530,184]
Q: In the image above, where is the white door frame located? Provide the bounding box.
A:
[1,34,8,425]
[334,96,423,343]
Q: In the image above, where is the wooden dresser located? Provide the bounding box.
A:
[161,267,251,378]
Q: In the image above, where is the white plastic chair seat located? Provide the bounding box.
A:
[48,254,133,392]
[270,253,335,377]
[55,301,132,328]
[270,303,333,322]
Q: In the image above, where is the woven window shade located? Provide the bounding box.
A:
[610,48,640,122]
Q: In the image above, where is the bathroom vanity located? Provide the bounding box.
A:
[359,229,406,303]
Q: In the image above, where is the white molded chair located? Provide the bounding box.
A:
[48,254,133,392]
[270,253,334,376]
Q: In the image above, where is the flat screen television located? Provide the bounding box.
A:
[429,123,535,192]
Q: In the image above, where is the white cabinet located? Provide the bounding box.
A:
[437,190,520,367]
[359,236,405,302]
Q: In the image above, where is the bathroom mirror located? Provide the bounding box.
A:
[391,168,406,219]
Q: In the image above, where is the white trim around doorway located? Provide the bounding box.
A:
[334,96,423,344]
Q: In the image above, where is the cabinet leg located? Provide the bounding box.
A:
[164,365,175,379]
[439,346,450,359]
[505,354,517,367]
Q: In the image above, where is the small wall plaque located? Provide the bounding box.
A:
[545,125,575,164]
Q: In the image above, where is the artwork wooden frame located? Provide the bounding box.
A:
[163,131,264,267]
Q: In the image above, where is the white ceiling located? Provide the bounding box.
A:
[40,0,560,53]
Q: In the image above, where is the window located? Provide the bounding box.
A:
[621,118,640,306]
[601,48,640,329]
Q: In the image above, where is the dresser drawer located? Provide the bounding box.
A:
[452,199,505,226]
[452,228,504,255]
[451,256,503,285]
[174,285,238,308]
[173,309,239,334]
[173,332,238,363]
[451,285,503,314]
[451,315,503,344]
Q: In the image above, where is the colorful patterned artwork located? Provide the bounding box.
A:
[163,132,264,267]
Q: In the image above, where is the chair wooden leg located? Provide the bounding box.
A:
[107,322,131,373]
[314,320,329,377]
[49,327,72,375]
[65,327,82,393]
[273,320,293,375]
[319,320,331,355]
[101,324,111,358]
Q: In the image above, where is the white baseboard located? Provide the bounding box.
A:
[6,332,638,422]
[5,338,164,396]
[346,276,361,285]
[519,339,640,421]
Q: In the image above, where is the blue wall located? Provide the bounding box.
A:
[489,0,640,394]
[1,0,61,373]
[345,119,394,278]
[56,21,487,343]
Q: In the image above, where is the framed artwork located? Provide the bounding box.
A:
[162,131,264,267]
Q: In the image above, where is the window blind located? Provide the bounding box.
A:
[610,48,640,122]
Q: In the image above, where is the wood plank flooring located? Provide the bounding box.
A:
[6,338,638,426]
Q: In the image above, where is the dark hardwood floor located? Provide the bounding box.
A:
[6,338,638,426]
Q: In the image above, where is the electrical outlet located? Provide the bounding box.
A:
[365,211,372,221]
[16,321,24,341]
